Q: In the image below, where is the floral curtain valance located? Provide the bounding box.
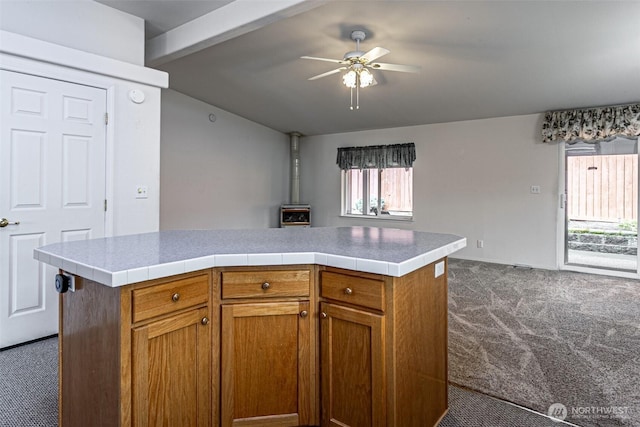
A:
[542,103,640,144]
[336,143,416,170]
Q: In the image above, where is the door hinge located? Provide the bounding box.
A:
[104,112,109,125]
[104,199,107,212]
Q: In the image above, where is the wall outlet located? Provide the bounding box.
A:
[136,185,148,199]
[477,240,484,248]
[530,185,541,194]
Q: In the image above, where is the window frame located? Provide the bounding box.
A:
[340,167,414,221]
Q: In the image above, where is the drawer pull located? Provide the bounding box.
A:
[172,293,180,302]
[320,312,327,319]
[201,317,209,326]
[261,282,271,290]
[300,310,308,318]
[344,287,353,295]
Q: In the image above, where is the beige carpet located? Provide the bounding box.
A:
[448,259,640,427]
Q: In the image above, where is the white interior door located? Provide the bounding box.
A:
[0,70,107,348]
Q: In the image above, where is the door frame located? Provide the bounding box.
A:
[557,142,640,279]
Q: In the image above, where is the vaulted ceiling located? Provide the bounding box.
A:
[99,0,640,136]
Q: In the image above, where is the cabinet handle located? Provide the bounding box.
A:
[171,293,180,302]
[261,282,271,290]
[201,317,209,326]
[300,310,308,318]
[344,287,353,295]
[320,312,327,319]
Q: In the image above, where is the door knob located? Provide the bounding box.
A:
[0,218,20,228]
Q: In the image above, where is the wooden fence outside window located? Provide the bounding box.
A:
[567,154,638,222]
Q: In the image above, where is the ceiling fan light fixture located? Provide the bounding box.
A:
[342,69,357,88]
[342,67,373,88]
[359,68,374,88]
[342,65,374,110]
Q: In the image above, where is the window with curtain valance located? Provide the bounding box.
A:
[542,103,640,144]
[338,143,415,220]
[336,142,416,169]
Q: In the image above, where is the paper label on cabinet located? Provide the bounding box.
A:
[435,261,445,278]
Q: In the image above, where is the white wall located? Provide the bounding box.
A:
[160,90,290,230]
[0,0,144,65]
[109,81,162,236]
[301,114,560,269]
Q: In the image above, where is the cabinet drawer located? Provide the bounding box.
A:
[321,271,385,311]
[221,270,310,299]
[132,274,209,323]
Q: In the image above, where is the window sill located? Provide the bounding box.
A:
[340,214,414,222]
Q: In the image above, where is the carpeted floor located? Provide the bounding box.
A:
[448,259,640,427]
[442,385,566,427]
[0,337,58,427]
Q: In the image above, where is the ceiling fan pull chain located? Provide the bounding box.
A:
[350,87,354,110]
[356,74,360,110]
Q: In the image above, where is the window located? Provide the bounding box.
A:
[337,142,415,220]
[342,168,413,219]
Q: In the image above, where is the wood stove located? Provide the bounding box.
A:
[280,204,310,228]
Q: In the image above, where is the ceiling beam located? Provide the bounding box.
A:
[145,0,328,67]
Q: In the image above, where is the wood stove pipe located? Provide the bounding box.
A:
[290,132,302,204]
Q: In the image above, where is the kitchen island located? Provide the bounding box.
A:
[35,226,465,427]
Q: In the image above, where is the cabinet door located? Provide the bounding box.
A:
[132,307,211,427]
[320,302,385,427]
[221,301,311,427]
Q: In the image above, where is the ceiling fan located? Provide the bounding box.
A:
[301,30,420,110]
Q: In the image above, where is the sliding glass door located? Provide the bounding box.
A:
[563,137,639,273]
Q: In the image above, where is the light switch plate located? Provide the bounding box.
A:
[136,186,148,199]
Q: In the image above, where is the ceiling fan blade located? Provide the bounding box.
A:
[369,62,421,73]
[301,56,347,65]
[308,67,346,81]
[360,47,390,63]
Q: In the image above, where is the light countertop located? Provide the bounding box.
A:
[34,226,466,287]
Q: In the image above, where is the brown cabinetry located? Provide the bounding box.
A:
[221,269,310,299]
[130,273,212,427]
[319,262,449,427]
[217,267,315,427]
[320,301,385,427]
[132,274,209,322]
[58,271,212,427]
[132,306,211,427]
[58,260,447,427]
[221,302,311,426]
